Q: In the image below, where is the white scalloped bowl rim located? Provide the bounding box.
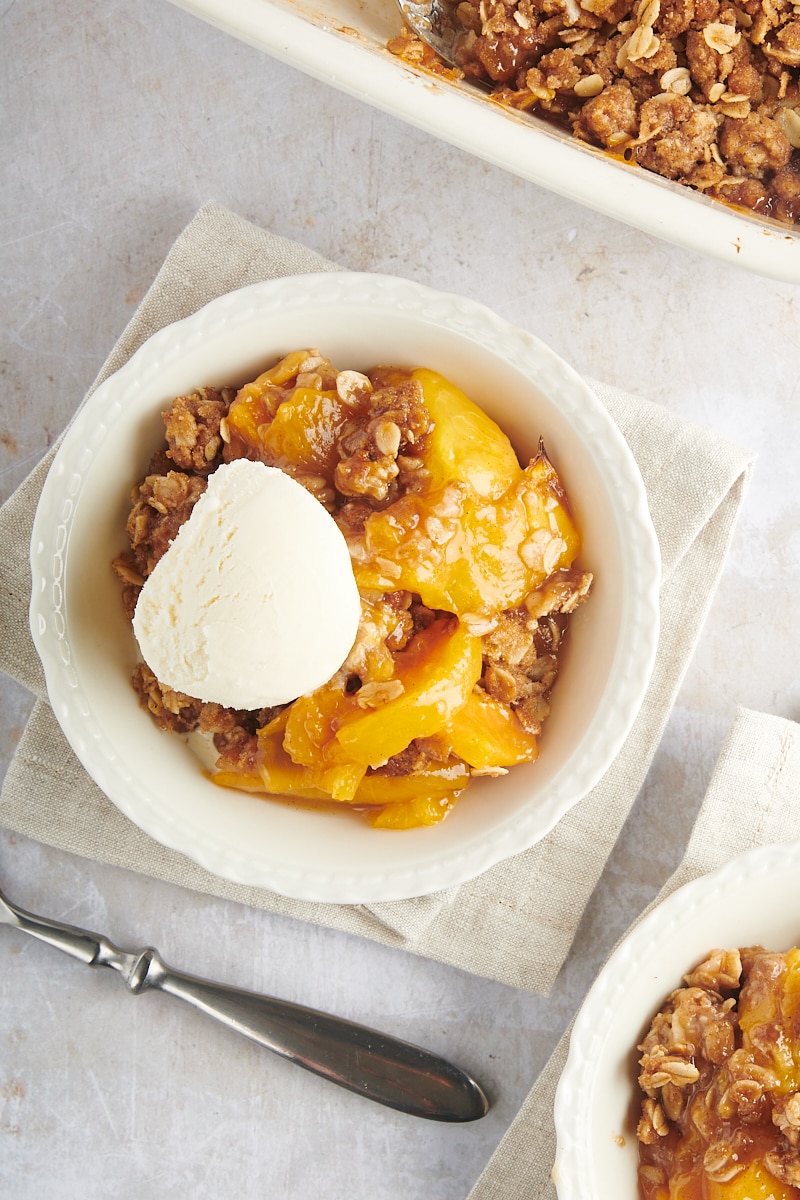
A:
[29,273,660,903]
[553,840,800,1198]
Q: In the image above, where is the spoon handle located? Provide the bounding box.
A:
[2,894,488,1122]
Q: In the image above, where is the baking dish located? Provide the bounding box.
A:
[168,0,800,281]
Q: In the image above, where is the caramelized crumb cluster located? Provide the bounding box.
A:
[113,351,591,828]
[389,0,800,226]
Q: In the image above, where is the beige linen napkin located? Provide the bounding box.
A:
[467,706,800,1198]
[0,203,753,992]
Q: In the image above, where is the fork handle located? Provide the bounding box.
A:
[4,898,488,1121]
[5,897,100,963]
[138,948,488,1121]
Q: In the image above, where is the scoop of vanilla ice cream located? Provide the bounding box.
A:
[132,459,361,710]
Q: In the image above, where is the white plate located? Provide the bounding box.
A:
[553,840,800,1198]
[168,0,800,283]
[30,272,660,903]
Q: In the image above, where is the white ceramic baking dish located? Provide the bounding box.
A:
[168,0,800,282]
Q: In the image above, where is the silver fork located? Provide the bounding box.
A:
[1,884,489,1121]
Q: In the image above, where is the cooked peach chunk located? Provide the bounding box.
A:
[356,763,470,825]
[353,763,469,806]
[702,1163,798,1200]
[282,616,481,779]
[429,690,539,770]
[334,617,483,767]
[259,711,367,801]
[365,793,460,828]
[224,349,316,452]
[355,440,580,616]
[258,387,362,481]
[411,368,519,498]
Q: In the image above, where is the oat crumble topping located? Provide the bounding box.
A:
[389,0,800,226]
[636,945,800,1196]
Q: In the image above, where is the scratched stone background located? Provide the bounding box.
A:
[1,1,799,1197]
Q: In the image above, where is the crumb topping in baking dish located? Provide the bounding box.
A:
[390,0,800,226]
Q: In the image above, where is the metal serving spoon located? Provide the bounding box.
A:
[395,0,464,66]
[1,884,489,1121]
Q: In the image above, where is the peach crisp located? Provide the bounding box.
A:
[113,350,592,829]
[637,946,800,1199]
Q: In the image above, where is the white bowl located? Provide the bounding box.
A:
[29,272,660,903]
[169,0,800,283]
[553,841,800,1198]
